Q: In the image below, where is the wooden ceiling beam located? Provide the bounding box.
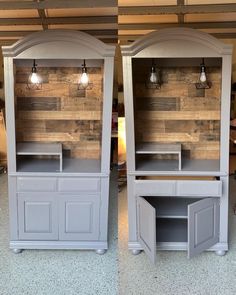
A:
[0,0,117,10]
[119,4,236,15]
[0,16,117,26]
[118,32,236,41]
[119,22,236,30]
[0,29,117,37]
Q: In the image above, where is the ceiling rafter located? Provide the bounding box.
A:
[118,32,236,43]
[0,16,117,26]
[0,29,117,37]
[0,0,117,10]
[119,4,236,15]
[119,21,236,30]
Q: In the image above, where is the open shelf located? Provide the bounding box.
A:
[136,143,181,154]
[136,142,182,171]
[136,158,220,173]
[145,197,200,219]
[17,142,63,172]
[156,219,187,243]
[16,157,101,173]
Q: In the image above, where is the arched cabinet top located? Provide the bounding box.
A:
[2,29,116,59]
[121,28,233,58]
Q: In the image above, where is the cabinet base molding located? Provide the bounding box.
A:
[128,242,228,252]
[10,241,108,250]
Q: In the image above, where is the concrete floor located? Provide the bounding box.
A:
[118,177,236,295]
[0,171,118,295]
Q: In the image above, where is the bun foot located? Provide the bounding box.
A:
[132,249,141,255]
[96,249,106,255]
[12,248,23,254]
[215,250,226,256]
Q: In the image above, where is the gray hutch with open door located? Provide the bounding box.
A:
[3,30,115,254]
[121,28,232,263]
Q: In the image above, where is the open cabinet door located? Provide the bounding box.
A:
[137,197,156,264]
[188,198,220,259]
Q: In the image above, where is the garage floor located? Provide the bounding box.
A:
[0,171,118,295]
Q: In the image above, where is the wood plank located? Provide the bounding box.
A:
[190,150,220,160]
[46,120,101,133]
[136,97,180,111]
[17,97,61,111]
[16,120,46,133]
[20,132,81,142]
[15,83,69,97]
[18,111,102,121]
[137,111,220,120]
[142,132,199,142]
[180,97,220,111]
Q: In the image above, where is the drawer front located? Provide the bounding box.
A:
[17,177,57,192]
[58,178,100,192]
[134,180,176,196]
[177,180,222,197]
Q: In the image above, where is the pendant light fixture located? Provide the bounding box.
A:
[78,59,93,90]
[27,59,42,90]
[146,58,161,89]
[195,58,211,89]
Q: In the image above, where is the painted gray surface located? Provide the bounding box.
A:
[188,198,220,259]
[121,28,232,262]
[137,196,156,264]
[58,178,100,192]
[17,177,57,192]
[18,193,58,240]
[58,194,100,241]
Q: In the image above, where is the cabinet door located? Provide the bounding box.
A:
[18,193,58,240]
[188,198,220,258]
[137,196,156,264]
[59,195,100,241]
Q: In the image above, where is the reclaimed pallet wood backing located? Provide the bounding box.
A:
[15,66,103,160]
[133,65,221,160]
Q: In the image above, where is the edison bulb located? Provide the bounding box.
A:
[150,71,158,83]
[80,72,89,86]
[30,72,40,84]
[200,71,207,83]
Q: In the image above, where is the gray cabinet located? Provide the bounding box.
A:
[121,28,232,263]
[3,30,115,253]
[18,193,58,240]
[137,196,220,263]
[59,194,100,241]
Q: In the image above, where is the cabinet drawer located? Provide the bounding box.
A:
[177,180,222,197]
[58,178,100,192]
[17,177,57,192]
[134,180,176,196]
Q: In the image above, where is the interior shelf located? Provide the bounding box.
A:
[136,143,181,154]
[145,197,200,219]
[16,158,101,173]
[17,142,63,172]
[136,158,220,173]
[156,219,187,243]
